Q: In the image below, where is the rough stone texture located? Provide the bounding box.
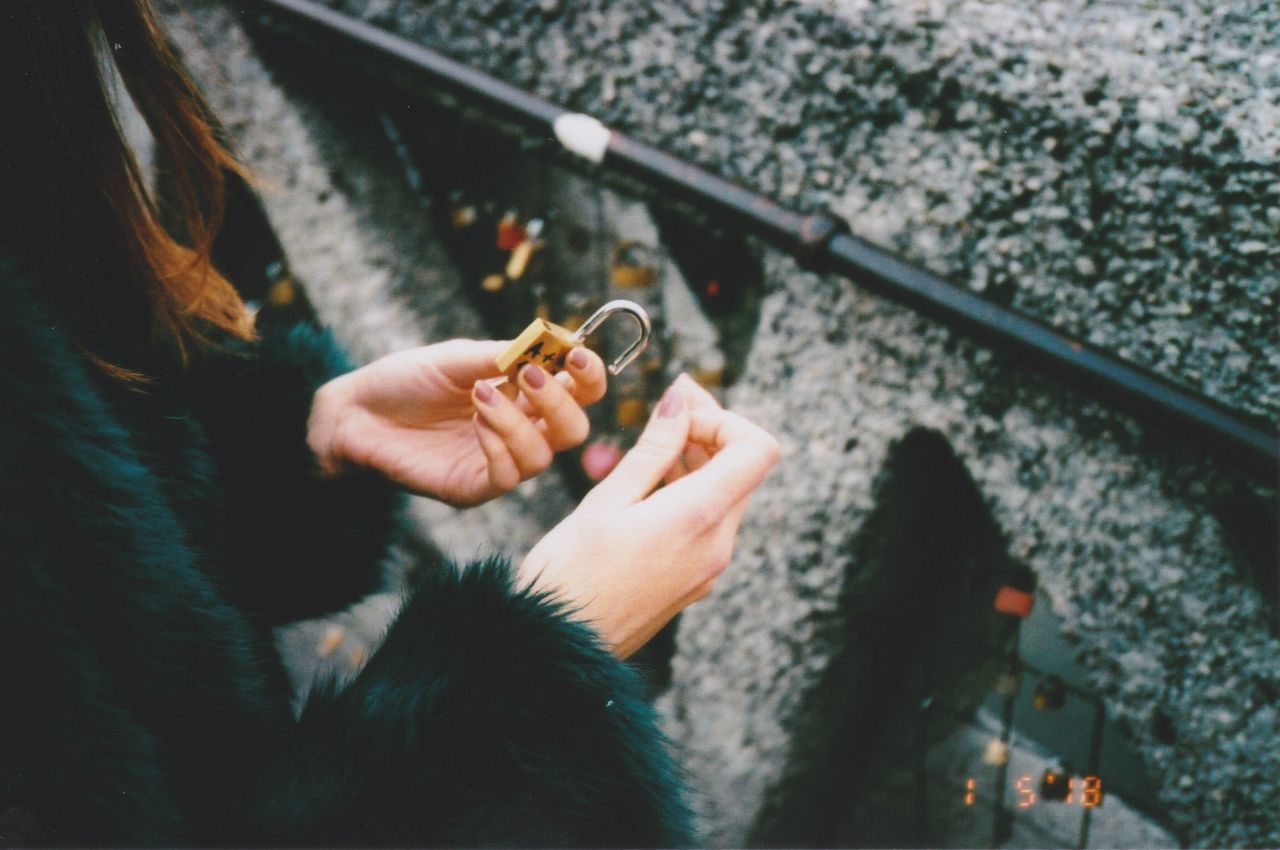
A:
[662,255,1276,847]
[167,2,1278,847]
[327,0,1280,426]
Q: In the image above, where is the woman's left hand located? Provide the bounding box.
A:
[306,339,608,506]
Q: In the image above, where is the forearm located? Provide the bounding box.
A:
[190,321,404,623]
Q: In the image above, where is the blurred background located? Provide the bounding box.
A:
[156,1,1276,846]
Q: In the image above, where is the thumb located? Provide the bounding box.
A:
[425,339,512,389]
[580,383,691,512]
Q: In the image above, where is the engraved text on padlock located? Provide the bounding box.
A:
[495,319,579,378]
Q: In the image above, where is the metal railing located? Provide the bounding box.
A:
[238,0,1279,471]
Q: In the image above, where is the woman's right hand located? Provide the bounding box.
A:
[517,374,780,659]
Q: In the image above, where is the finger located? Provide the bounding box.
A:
[684,442,713,473]
[518,364,591,452]
[553,369,579,395]
[564,346,608,406]
[514,369,583,417]
[497,378,520,403]
[685,406,774,454]
[722,489,754,535]
[662,455,691,486]
[472,380,553,478]
[424,339,513,390]
[651,411,780,530]
[661,440,712,486]
[581,382,692,512]
[472,416,520,493]
[651,378,730,487]
[666,411,722,482]
[674,372,723,414]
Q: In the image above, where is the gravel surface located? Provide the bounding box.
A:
[663,253,1277,846]
[169,2,1278,847]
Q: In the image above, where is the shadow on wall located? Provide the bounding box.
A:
[750,428,1033,849]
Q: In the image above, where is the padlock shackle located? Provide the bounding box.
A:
[572,299,652,375]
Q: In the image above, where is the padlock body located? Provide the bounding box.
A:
[505,240,537,280]
[610,263,655,288]
[496,319,580,377]
[615,397,649,428]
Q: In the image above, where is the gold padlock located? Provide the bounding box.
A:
[690,365,725,388]
[982,739,1010,767]
[496,210,524,250]
[505,240,538,280]
[610,240,658,288]
[615,397,649,428]
[993,671,1021,697]
[267,277,298,307]
[504,219,545,281]
[1032,675,1067,711]
[495,299,652,379]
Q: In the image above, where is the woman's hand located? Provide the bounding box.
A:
[518,374,780,658]
[307,339,608,506]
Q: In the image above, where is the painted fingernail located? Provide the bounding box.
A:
[658,385,683,418]
[522,364,547,389]
[474,381,496,404]
[569,348,590,369]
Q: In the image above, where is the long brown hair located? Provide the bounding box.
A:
[0,0,255,381]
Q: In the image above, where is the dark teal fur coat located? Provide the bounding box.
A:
[0,253,692,847]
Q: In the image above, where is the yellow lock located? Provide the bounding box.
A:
[993,671,1021,697]
[494,318,577,376]
[495,299,653,380]
[505,219,545,281]
[690,365,725,388]
[505,240,538,280]
[615,397,649,428]
[982,739,1011,767]
[267,277,298,307]
[610,240,658,288]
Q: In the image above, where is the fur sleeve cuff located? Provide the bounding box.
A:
[264,558,694,847]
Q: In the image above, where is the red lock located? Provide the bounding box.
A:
[496,212,526,251]
[582,441,623,482]
[994,585,1035,618]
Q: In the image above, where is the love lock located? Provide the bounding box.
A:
[1032,675,1067,711]
[504,219,544,281]
[495,299,653,378]
[610,240,659,288]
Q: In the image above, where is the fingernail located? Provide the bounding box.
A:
[522,364,547,389]
[657,385,683,418]
[569,348,589,369]
[474,381,496,404]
